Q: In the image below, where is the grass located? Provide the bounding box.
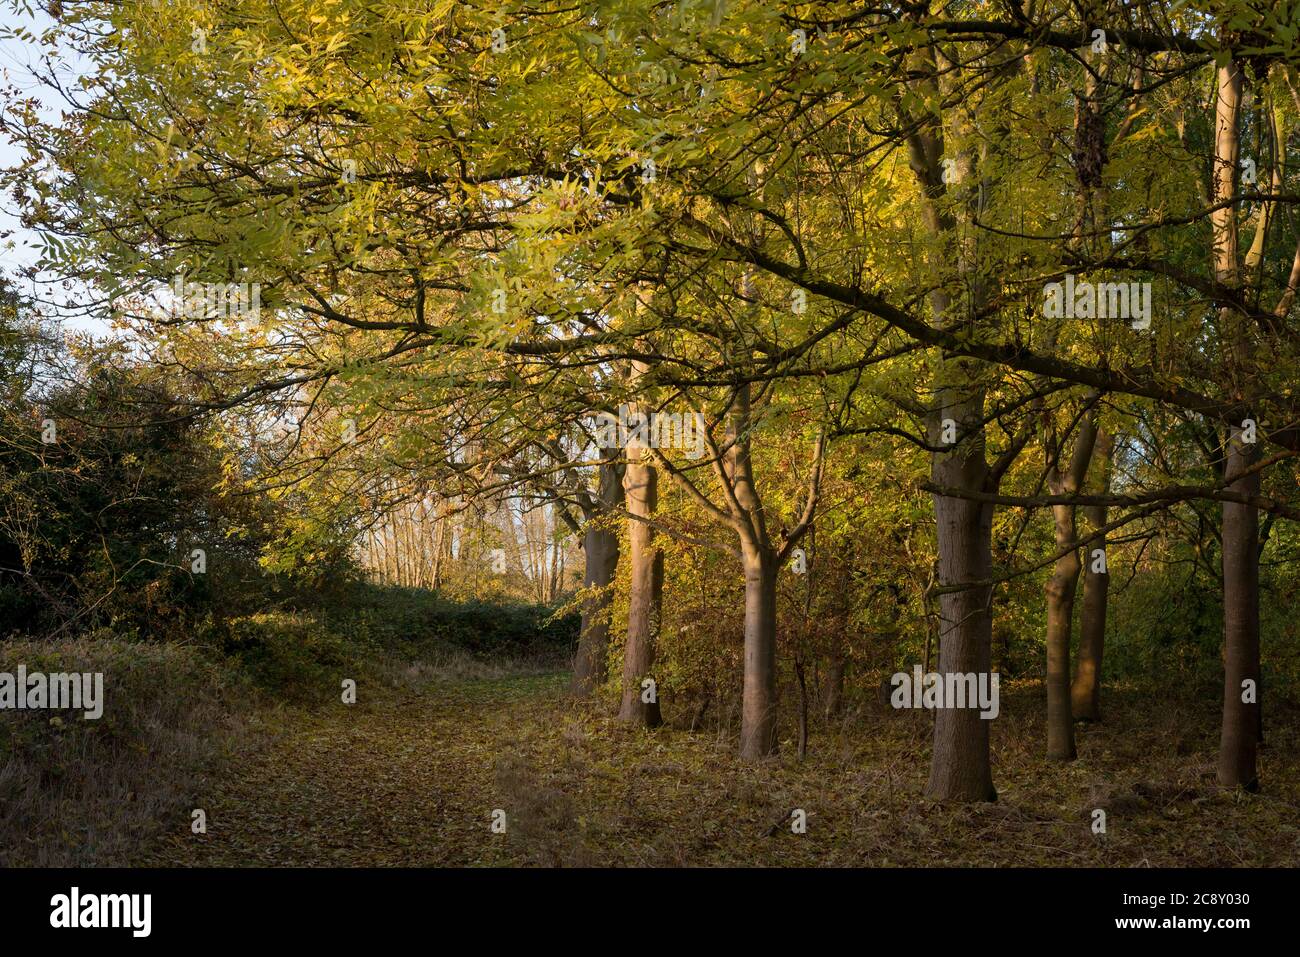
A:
[0,588,576,867]
[134,670,1300,867]
[0,633,248,866]
[6,591,1294,868]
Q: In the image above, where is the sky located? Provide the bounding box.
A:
[0,5,105,333]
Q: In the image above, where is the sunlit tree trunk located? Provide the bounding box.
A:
[739,540,778,758]
[724,383,781,759]
[1210,55,1260,790]
[618,365,663,727]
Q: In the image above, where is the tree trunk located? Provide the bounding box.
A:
[822,651,845,719]
[617,441,663,727]
[571,458,622,696]
[1072,431,1113,721]
[925,395,997,802]
[899,42,999,801]
[1043,416,1096,760]
[1044,502,1080,761]
[1209,55,1260,790]
[571,524,619,695]
[794,656,808,760]
[1071,536,1108,721]
[1218,430,1260,789]
[739,545,778,759]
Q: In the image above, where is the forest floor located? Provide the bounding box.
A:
[137,671,1300,867]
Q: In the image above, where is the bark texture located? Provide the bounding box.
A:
[570,454,623,696]
[925,399,998,802]
[739,544,778,759]
[1219,429,1260,789]
[1044,415,1097,760]
[1071,430,1113,721]
[618,423,663,727]
[1210,56,1260,789]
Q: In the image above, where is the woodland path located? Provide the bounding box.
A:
[140,674,566,866]
[138,673,1300,867]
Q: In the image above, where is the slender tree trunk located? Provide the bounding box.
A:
[618,436,663,727]
[1219,431,1260,789]
[1044,503,1080,761]
[721,380,786,761]
[821,562,855,718]
[739,544,778,759]
[1044,416,1096,760]
[572,524,618,695]
[1072,431,1113,721]
[571,456,623,696]
[1071,524,1108,720]
[823,651,845,719]
[794,655,808,760]
[1210,55,1260,789]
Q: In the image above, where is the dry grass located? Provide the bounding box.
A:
[372,645,564,688]
[0,635,248,866]
[136,671,1300,867]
